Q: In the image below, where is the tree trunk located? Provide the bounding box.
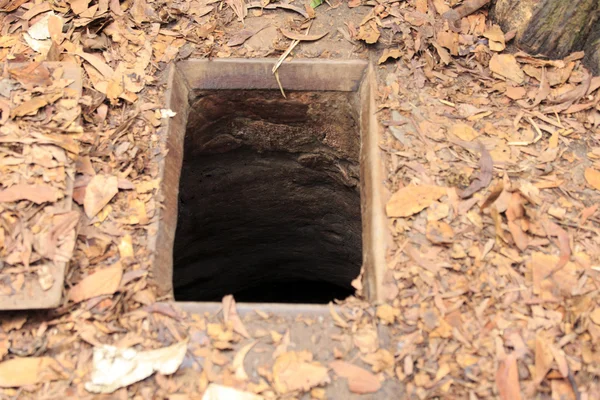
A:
[584,17,600,75]
[491,0,600,75]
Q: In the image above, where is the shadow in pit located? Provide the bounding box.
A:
[173,90,363,303]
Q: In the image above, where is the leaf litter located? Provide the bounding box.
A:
[0,0,598,399]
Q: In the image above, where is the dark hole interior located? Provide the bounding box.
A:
[173,90,362,303]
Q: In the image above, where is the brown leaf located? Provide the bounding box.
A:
[426,220,454,244]
[541,219,571,277]
[496,353,522,400]
[0,184,59,204]
[550,71,592,105]
[76,51,114,79]
[83,174,118,218]
[329,302,348,328]
[551,379,577,400]
[580,203,599,226]
[459,142,493,198]
[506,193,529,250]
[222,295,251,339]
[584,168,600,191]
[386,185,447,217]
[436,31,459,56]
[69,0,90,15]
[378,48,401,64]
[505,86,527,100]
[0,357,62,387]
[227,26,267,47]
[0,0,28,12]
[449,123,480,141]
[280,29,328,42]
[415,0,428,13]
[520,67,550,109]
[273,351,330,394]
[69,264,123,303]
[329,360,381,394]
[531,252,579,300]
[490,54,525,84]
[356,21,379,44]
[483,24,505,52]
[535,332,554,384]
[480,180,504,210]
[11,93,61,118]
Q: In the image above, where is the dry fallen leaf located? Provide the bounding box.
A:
[83,174,118,218]
[280,29,328,42]
[378,48,402,64]
[223,295,251,339]
[353,326,379,354]
[85,340,188,394]
[584,168,600,190]
[490,54,525,84]
[329,360,381,394]
[356,21,380,44]
[202,384,264,400]
[426,220,454,244]
[272,351,330,394]
[460,142,493,199]
[449,123,480,141]
[233,341,257,381]
[386,185,447,217]
[69,263,123,303]
[376,304,400,325]
[505,86,527,100]
[227,26,267,47]
[535,332,554,385]
[0,357,62,387]
[483,24,505,52]
[496,353,522,400]
[0,183,60,204]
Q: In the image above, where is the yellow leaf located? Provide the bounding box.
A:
[386,185,447,217]
[584,168,600,190]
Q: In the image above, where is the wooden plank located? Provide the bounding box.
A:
[177,58,368,92]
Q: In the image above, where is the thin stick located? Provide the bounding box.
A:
[272,21,313,97]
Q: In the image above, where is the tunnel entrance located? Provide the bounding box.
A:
[173,90,363,303]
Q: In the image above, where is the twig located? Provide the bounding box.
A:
[272,21,313,97]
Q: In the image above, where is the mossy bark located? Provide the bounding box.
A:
[492,0,600,74]
[519,0,598,58]
[584,15,600,75]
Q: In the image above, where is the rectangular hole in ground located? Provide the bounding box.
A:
[173,90,363,304]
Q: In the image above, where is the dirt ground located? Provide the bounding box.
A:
[0,0,599,399]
